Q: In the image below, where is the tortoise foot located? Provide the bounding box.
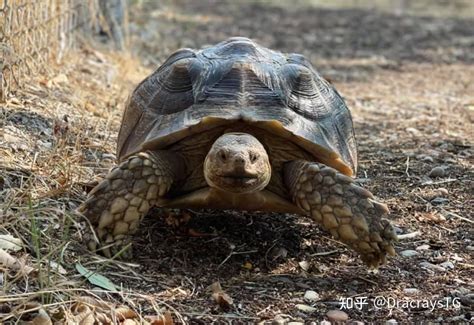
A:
[78,151,175,258]
[285,160,397,269]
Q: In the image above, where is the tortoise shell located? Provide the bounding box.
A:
[117,37,357,176]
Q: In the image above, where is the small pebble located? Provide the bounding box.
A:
[466,246,474,251]
[272,315,288,325]
[269,247,288,260]
[320,321,332,325]
[428,166,445,178]
[431,197,449,205]
[296,304,316,313]
[437,188,449,196]
[299,260,310,271]
[393,226,404,235]
[406,127,421,136]
[403,288,419,295]
[349,322,364,325]
[416,244,430,251]
[326,310,349,322]
[440,261,455,270]
[386,319,398,325]
[460,293,474,306]
[400,249,419,257]
[420,262,446,272]
[422,155,434,163]
[304,290,320,302]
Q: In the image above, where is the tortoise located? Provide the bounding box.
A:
[79,37,397,268]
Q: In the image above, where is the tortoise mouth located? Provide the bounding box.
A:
[218,173,258,186]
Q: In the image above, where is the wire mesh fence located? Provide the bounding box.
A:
[0,0,127,101]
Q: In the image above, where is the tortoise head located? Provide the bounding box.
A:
[204,132,271,194]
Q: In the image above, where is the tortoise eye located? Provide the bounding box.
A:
[219,150,227,161]
[249,152,258,163]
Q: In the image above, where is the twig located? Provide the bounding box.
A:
[405,156,410,177]
[357,276,378,286]
[311,249,340,256]
[218,249,258,268]
[458,263,474,268]
[441,209,473,224]
[397,231,421,240]
[182,312,259,320]
[420,178,458,186]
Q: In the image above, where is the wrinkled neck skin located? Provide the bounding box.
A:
[204,132,271,194]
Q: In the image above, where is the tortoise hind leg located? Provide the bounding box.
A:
[284,160,397,269]
[78,151,185,258]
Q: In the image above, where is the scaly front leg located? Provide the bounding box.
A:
[78,151,185,257]
[284,160,397,269]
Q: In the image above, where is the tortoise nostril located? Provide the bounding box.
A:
[234,156,246,165]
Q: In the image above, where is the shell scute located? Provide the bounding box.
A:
[118,38,357,176]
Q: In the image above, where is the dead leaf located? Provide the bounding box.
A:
[69,305,95,325]
[115,306,138,320]
[30,308,52,325]
[242,261,253,270]
[75,296,110,309]
[416,211,446,223]
[210,281,233,310]
[0,234,23,251]
[146,311,174,325]
[0,248,35,274]
[51,73,69,85]
[95,312,112,324]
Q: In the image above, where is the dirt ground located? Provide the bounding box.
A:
[1,0,473,323]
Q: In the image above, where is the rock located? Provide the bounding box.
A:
[320,321,332,325]
[403,288,419,295]
[386,319,398,325]
[326,310,349,322]
[440,261,455,270]
[467,246,474,251]
[428,166,445,178]
[304,290,320,302]
[420,262,446,272]
[400,249,419,257]
[296,304,316,313]
[416,244,430,251]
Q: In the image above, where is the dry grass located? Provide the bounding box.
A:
[1,0,473,323]
[0,44,163,323]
